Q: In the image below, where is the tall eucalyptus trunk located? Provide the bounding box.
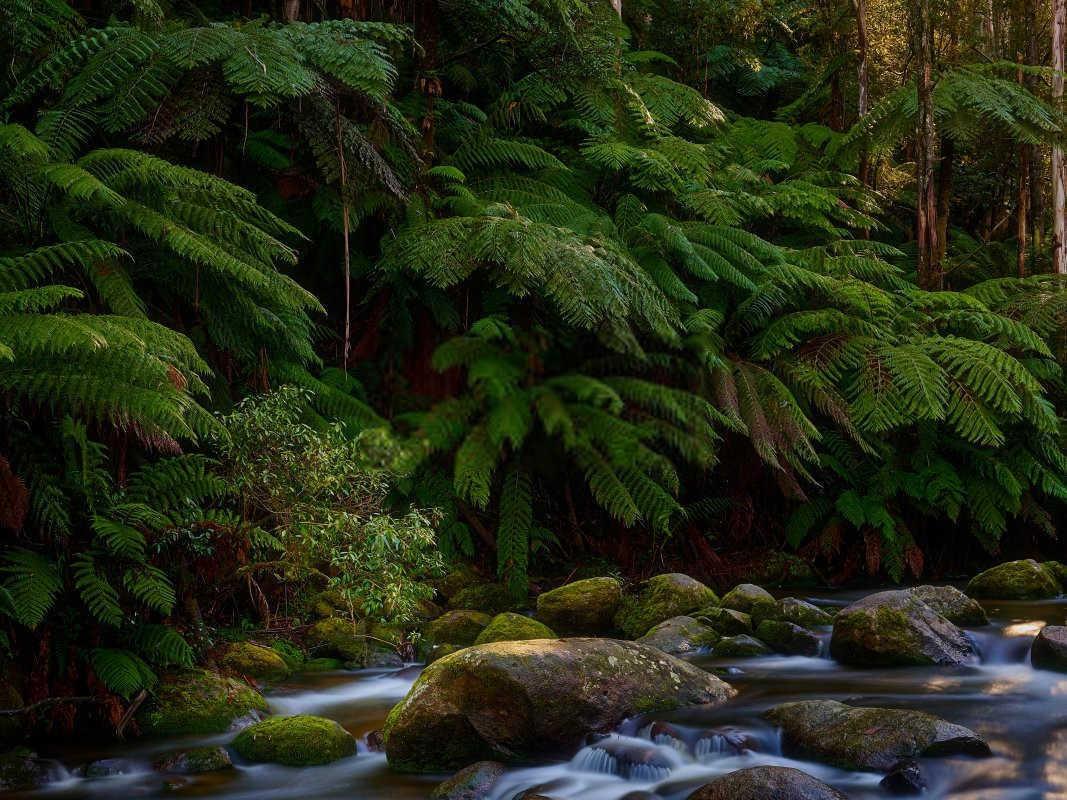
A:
[913,0,941,289]
[1054,0,1066,273]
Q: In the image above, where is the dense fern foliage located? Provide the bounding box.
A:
[1,0,1066,726]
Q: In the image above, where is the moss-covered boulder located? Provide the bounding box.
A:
[217,641,292,682]
[764,700,990,771]
[0,749,53,792]
[436,564,484,601]
[908,585,987,626]
[775,598,834,628]
[749,553,817,587]
[1031,625,1067,672]
[425,610,493,647]
[306,617,368,661]
[138,669,267,736]
[232,715,356,766]
[430,760,505,800]
[614,574,718,639]
[474,613,555,645]
[536,577,621,634]
[713,634,772,658]
[448,583,518,615]
[966,559,1062,600]
[720,584,775,613]
[755,620,820,656]
[302,657,345,672]
[636,615,720,655]
[382,638,734,772]
[694,606,752,636]
[829,590,978,666]
[155,746,233,775]
[1043,561,1067,587]
[688,766,847,800]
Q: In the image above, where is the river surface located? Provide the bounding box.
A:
[9,590,1067,799]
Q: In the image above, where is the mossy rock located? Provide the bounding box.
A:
[614,573,718,639]
[1043,561,1067,587]
[383,638,735,772]
[155,746,233,775]
[536,577,622,634]
[720,583,775,613]
[305,617,398,666]
[425,610,493,647]
[755,620,820,656]
[689,766,846,800]
[764,699,990,771]
[694,606,752,636]
[448,583,518,615]
[829,590,977,667]
[636,615,720,655]
[138,669,267,736]
[0,749,51,792]
[752,597,834,630]
[749,553,818,588]
[966,559,1062,600]
[270,640,306,670]
[474,613,555,645]
[713,634,772,658]
[908,585,987,626]
[302,657,345,673]
[430,760,505,800]
[232,715,356,766]
[1031,625,1067,672]
[436,564,484,601]
[217,641,292,682]
[306,589,345,620]
[0,682,24,747]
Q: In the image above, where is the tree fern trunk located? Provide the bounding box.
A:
[913,0,940,289]
[1054,0,1066,273]
[935,136,954,267]
[414,0,441,155]
[854,0,871,185]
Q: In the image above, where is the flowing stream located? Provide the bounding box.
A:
[9,590,1067,799]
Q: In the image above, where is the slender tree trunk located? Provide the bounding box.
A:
[610,0,622,15]
[935,137,954,266]
[414,0,441,155]
[283,0,300,21]
[854,0,870,184]
[913,0,941,289]
[1054,0,1066,273]
[1018,141,1031,276]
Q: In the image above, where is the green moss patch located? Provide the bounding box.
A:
[138,669,267,736]
[474,613,555,644]
[232,715,356,766]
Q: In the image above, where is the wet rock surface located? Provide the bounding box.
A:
[686,766,848,799]
[765,699,991,771]
[382,638,734,772]
[1031,625,1067,672]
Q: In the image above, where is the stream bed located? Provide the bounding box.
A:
[9,590,1067,799]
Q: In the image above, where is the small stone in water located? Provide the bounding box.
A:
[880,759,927,795]
[429,761,505,800]
[365,729,385,752]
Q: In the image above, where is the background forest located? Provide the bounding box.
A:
[2,0,1067,734]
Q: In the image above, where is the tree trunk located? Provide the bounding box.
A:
[1018,141,1030,277]
[283,0,300,21]
[935,137,954,267]
[610,0,622,15]
[854,0,871,184]
[913,0,940,289]
[1054,0,1066,273]
[414,0,441,155]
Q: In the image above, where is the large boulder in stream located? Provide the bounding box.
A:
[907,585,987,626]
[720,584,775,613]
[138,669,267,736]
[765,700,991,771]
[536,577,622,634]
[829,590,978,666]
[232,715,356,766]
[1031,625,1067,672]
[965,559,1062,600]
[614,574,719,639]
[382,638,735,772]
[687,766,847,800]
